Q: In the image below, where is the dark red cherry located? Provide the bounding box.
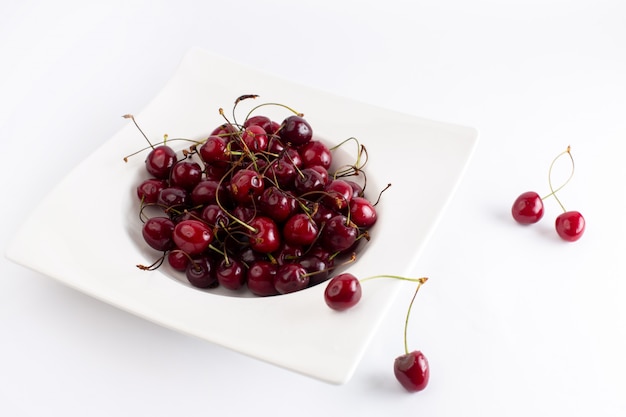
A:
[293,167,326,195]
[210,123,239,142]
[246,260,279,296]
[324,273,361,311]
[145,145,177,179]
[167,250,189,272]
[186,256,218,288]
[142,217,175,251]
[265,159,297,189]
[511,191,544,224]
[394,351,430,392]
[323,179,353,211]
[279,115,313,146]
[170,160,203,191]
[136,178,167,204]
[172,220,213,256]
[157,186,189,210]
[321,215,358,252]
[299,140,332,169]
[201,204,230,229]
[555,211,585,241]
[299,254,333,286]
[216,258,246,290]
[244,115,272,132]
[258,186,297,223]
[190,179,224,206]
[274,263,309,294]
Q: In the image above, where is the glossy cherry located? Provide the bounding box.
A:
[282,213,319,246]
[299,140,332,169]
[136,178,167,204]
[172,219,213,256]
[248,216,282,253]
[555,211,585,241]
[321,215,358,252]
[246,260,279,296]
[274,263,309,294]
[349,196,378,228]
[394,278,429,393]
[142,217,175,251]
[170,160,203,191]
[511,191,544,224]
[186,256,218,288]
[279,115,313,146]
[145,145,177,179]
[324,273,362,311]
[241,124,268,153]
[216,258,246,290]
[394,351,430,393]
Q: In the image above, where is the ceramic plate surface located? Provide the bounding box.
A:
[6,48,478,384]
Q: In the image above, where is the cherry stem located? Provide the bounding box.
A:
[359,275,428,284]
[243,102,303,121]
[544,146,574,212]
[402,278,428,355]
[123,114,154,150]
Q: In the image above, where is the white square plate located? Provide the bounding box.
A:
[6,48,478,384]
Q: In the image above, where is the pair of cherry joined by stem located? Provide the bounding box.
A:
[324,273,430,392]
[511,146,585,242]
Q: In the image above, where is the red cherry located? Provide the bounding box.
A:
[142,217,175,251]
[299,140,332,169]
[241,124,268,153]
[555,210,585,241]
[349,196,378,228]
[282,213,319,246]
[246,260,279,297]
[248,216,282,253]
[511,191,544,224]
[393,350,430,392]
[324,273,362,311]
[279,115,313,146]
[172,220,213,255]
[145,145,177,179]
[273,263,309,294]
[136,178,167,204]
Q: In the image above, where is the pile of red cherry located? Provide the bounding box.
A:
[127,96,429,393]
[131,97,378,296]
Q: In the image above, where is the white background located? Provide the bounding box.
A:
[2,1,625,416]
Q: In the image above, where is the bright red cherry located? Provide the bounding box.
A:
[511,191,544,224]
[349,196,377,228]
[394,351,430,392]
[241,124,268,153]
[324,273,362,311]
[249,216,281,253]
[555,211,585,241]
[172,220,213,255]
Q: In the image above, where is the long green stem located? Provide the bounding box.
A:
[544,146,574,212]
[402,278,428,355]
